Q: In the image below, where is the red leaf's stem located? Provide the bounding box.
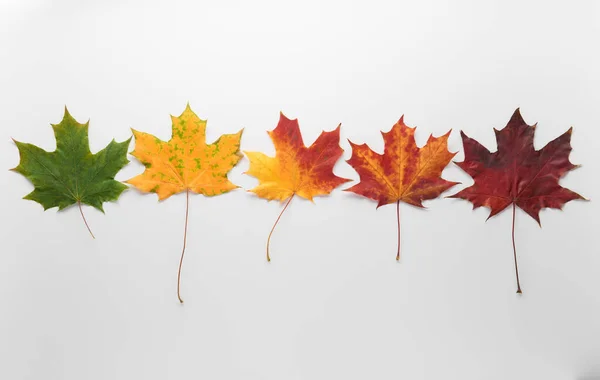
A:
[512,203,522,294]
[396,200,401,261]
[177,188,190,304]
[266,194,294,262]
[77,201,95,239]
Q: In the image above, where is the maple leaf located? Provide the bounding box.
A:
[12,107,130,238]
[126,104,243,303]
[346,116,457,260]
[244,112,350,261]
[450,108,584,293]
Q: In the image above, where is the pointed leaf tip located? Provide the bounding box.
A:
[509,107,528,126]
[62,106,72,121]
[330,123,342,135]
[279,111,293,122]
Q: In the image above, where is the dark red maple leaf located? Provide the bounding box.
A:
[450,108,584,293]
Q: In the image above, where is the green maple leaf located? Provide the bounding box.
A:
[11,107,131,238]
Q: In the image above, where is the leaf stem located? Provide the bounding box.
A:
[177,189,190,303]
[512,203,522,294]
[77,201,95,239]
[396,200,401,261]
[266,194,294,262]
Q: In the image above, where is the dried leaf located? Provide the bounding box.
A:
[346,116,457,259]
[127,104,242,302]
[245,113,349,260]
[450,108,584,293]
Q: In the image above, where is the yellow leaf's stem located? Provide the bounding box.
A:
[512,203,522,294]
[266,194,294,262]
[78,201,96,239]
[177,188,190,304]
[396,200,400,261]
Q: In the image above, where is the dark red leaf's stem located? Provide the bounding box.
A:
[512,203,522,294]
[396,200,401,261]
[266,194,294,262]
[77,201,95,239]
[177,188,190,303]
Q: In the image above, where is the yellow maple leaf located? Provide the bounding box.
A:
[127,104,242,199]
[127,104,243,303]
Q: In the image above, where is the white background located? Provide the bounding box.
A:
[1,1,599,379]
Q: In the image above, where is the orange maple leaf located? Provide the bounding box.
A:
[126,104,242,303]
[244,113,350,261]
[346,116,457,260]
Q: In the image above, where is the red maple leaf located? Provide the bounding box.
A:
[450,108,584,293]
[345,117,457,260]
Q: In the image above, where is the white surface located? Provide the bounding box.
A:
[0,1,599,379]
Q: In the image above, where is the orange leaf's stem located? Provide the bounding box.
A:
[512,203,522,294]
[396,200,400,261]
[266,194,294,262]
[78,201,96,239]
[177,189,190,304]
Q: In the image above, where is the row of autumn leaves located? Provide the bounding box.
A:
[12,105,584,302]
